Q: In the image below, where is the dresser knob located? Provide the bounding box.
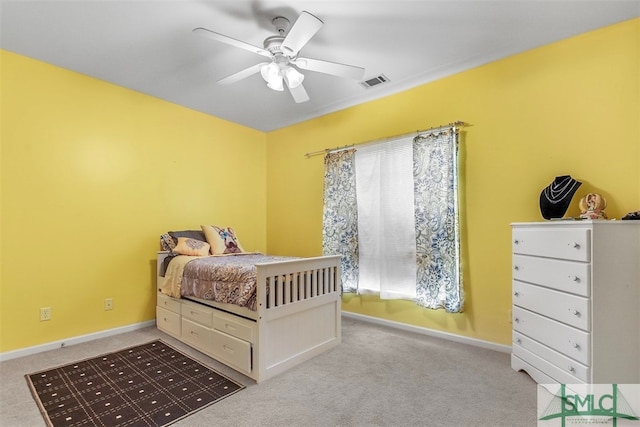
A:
[515,338,522,344]
[568,366,576,373]
[571,275,580,282]
[570,341,581,350]
[571,309,580,316]
[514,265,520,271]
[513,291,520,297]
[572,242,581,249]
[514,239,520,245]
[514,317,520,323]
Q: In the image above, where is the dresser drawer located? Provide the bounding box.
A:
[513,281,590,331]
[512,254,590,297]
[156,306,181,337]
[513,345,586,385]
[211,329,252,373]
[512,228,590,262]
[157,293,181,314]
[213,310,255,343]
[182,318,211,352]
[513,306,590,365]
[513,331,590,382]
[182,301,214,328]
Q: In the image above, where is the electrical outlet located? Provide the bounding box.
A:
[40,307,52,321]
[105,298,113,311]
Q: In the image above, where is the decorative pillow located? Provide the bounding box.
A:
[168,230,207,244]
[160,233,176,251]
[202,225,245,255]
[172,237,210,256]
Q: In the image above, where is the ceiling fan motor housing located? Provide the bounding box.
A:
[263,35,286,56]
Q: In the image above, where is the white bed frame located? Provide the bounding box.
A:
[156,251,342,383]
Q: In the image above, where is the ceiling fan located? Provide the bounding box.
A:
[193,11,365,103]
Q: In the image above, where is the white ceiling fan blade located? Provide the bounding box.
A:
[281,11,323,57]
[293,57,365,80]
[287,81,310,103]
[193,27,272,58]
[218,62,269,85]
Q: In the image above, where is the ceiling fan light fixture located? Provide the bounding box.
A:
[267,78,284,91]
[260,62,284,91]
[284,66,304,88]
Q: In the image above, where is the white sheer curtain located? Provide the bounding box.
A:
[354,137,417,299]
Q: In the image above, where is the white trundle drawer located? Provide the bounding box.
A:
[156,306,181,337]
[513,344,586,385]
[513,306,590,365]
[513,281,590,331]
[211,329,252,373]
[182,301,214,328]
[512,228,590,262]
[512,255,590,297]
[213,310,255,343]
[157,293,181,314]
[182,318,211,352]
[513,331,589,382]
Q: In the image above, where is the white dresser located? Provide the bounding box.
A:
[511,220,640,384]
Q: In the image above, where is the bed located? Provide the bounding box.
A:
[155,228,342,383]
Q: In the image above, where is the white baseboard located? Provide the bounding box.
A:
[0,320,157,362]
[2,314,509,362]
[342,311,511,353]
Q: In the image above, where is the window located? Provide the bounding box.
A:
[322,126,463,312]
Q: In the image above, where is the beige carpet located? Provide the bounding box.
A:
[1,316,537,426]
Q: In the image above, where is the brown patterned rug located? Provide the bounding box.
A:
[25,340,244,427]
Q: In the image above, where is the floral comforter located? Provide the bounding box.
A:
[161,253,296,311]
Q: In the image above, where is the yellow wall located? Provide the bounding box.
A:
[0,51,267,352]
[266,18,640,345]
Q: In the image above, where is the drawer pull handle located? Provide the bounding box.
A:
[190,311,198,316]
[190,331,198,336]
[513,265,520,271]
[571,309,581,317]
[570,341,581,350]
[514,317,520,323]
[515,338,522,344]
[223,345,234,353]
[572,242,580,249]
[513,239,520,245]
[513,291,520,297]
[225,323,237,330]
[571,276,580,282]
[568,366,576,373]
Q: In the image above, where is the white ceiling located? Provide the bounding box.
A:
[2,0,638,131]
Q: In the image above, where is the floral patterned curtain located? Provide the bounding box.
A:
[321,127,463,311]
[413,129,463,312]
[322,149,359,292]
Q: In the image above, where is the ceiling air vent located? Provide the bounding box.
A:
[361,74,390,88]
